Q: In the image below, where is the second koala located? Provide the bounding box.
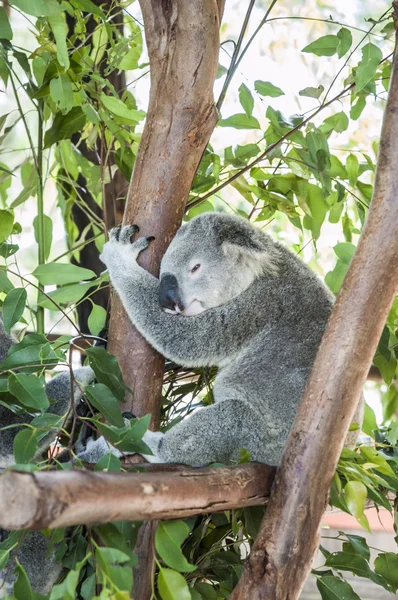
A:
[100,212,363,467]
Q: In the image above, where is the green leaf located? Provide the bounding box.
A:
[49,74,73,112]
[374,553,398,592]
[2,287,26,333]
[88,303,107,336]
[350,96,366,121]
[325,552,389,589]
[0,333,59,370]
[48,13,69,69]
[13,562,34,600]
[360,446,396,477]
[85,383,124,428]
[302,35,339,57]
[218,113,260,130]
[38,280,99,310]
[11,185,36,209]
[344,481,370,531]
[302,184,328,240]
[316,574,361,600]
[32,262,96,285]
[299,85,324,99]
[33,215,52,261]
[0,209,13,243]
[0,269,14,293]
[86,346,130,403]
[0,7,13,40]
[334,242,355,264]
[94,452,121,472]
[354,43,382,92]
[9,0,64,16]
[100,93,145,124]
[254,80,284,97]
[69,0,105,17]
[96,546,130,565]
[155,521,196,573]
[346,154,359,187]
[44,107,86,148]
[320,111,348,134]
[238,83,254,118]
[362,402,377,437]
[13,428,39,464]
[344,534,370,561]
[325,260,348,295]
[9,372,49,411]
[158,568,191,600]
[337,27,352,59]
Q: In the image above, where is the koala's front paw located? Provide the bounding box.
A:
[100,225,155,268]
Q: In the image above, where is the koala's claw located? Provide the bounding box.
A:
[109,226,121,242]
[120,225,139,244]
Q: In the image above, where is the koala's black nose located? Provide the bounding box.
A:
[159,274,184,312]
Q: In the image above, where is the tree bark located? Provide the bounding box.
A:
[231,11,398,600]
[107,0,223,424]
[0,464,275,529]
[106,5,223,596]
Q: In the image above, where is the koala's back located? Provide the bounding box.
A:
[213,240,334,461]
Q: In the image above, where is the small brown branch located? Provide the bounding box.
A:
[0,464,275,530]
[231,9,398,600]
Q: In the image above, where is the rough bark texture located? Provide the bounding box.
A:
[0,464,275,529]
[106,6,223,596]
[230,14,398,600]
[107,0,223,425]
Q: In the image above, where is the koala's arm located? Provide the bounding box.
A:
[100,227,281,367]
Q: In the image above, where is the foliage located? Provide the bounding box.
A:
[0,0,397,599]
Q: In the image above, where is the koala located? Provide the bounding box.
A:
[99,212,363,467]
[0,317,95,596]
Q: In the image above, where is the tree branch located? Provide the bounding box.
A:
[0,464,275,529]
[230,8,398,600]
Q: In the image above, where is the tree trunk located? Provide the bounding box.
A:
[107,0,223,423]
[231,10,398,599]
[106,3,224,597]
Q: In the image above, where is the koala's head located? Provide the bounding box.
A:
[159,213,280,316]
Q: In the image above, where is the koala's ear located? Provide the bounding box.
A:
[216,219,280,277]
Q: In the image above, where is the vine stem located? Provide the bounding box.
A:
[36,100,45,335]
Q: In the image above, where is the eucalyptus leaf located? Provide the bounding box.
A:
[0,209,13,243]
[354,43,382,92]
[238,83,254,117]
[158,568,191,600]
[302,35,339,57]
[218,113,260,130]
[33,262,96,286]
[254,80,284,97]
[85,383,124,428]
[155,521,196,573]
[9,372,49,410]
[48,13,69,69]
[0,7,13,40]
[13,428,39,464]
[316,574,361,600]
[2,287,26,333]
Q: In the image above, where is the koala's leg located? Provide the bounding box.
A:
[0,530,63,598]
[143,398,271,467]
[0,367,95,467]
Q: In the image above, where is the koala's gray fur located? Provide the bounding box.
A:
[100,212,363,467]
[0,316,95,596]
